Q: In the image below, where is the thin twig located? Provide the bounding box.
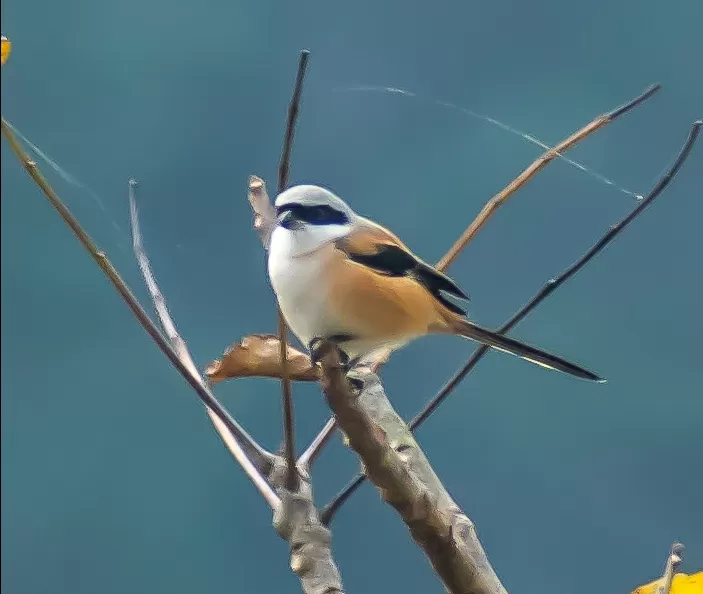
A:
[436,83,661,271]
[413,119,701,428]
[277,49,311,491]
[320,473,365,525]
[128,179,279,508]
[298,417,336,470]
[299,83,662,469]
[0,118,278,507]
[278,50,311,193]
[321,119,702,523]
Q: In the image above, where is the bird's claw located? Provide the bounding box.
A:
[308,338,365,390]
[309,337,350,368]
[309,337,364,380]
[308,337,327,366]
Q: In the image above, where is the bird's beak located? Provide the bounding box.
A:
[278,210,301,230]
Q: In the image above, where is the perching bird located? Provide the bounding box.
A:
[267,184,603,382]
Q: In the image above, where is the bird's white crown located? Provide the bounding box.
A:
[275,184,356,219]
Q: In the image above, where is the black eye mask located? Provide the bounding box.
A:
[277,203,350,227]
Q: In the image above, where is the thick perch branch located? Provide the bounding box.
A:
[318,345,506,594]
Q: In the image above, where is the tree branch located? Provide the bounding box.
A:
[0,117,275,505]
[318,345,507,594]
[321,119,702,523]
[270,459,345,594]
[436,83,661,271]
[128,179,278,507]
[410,119,702,429]
[276,49,311,491]
[130,179,345,593]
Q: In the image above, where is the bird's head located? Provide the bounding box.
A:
[271,185,357,255]
[274,184,356,231]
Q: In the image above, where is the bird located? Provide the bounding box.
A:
[267,184,603,383]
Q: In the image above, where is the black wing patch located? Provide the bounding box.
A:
[345,244,417,276]
[343,243,470,316]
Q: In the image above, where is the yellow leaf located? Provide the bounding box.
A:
[631,571,703,594]
[1,35,11,66]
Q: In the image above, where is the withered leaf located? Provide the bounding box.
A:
[205,334,320,384]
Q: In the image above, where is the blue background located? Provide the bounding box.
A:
[2,0,702,592]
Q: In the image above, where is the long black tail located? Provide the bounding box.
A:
[452,318,604,382]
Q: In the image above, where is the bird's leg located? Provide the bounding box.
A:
[308,338,323,363]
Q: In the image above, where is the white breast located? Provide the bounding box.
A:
[267,226,336,348]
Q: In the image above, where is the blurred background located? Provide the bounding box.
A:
[1,0,701,592]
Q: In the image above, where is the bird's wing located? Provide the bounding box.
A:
[334,219,469,315]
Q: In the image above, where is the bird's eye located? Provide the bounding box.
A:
[311,206,327,221]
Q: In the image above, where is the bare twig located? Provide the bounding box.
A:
[130,179,345,592]
[128,179,279,508]
[322,119,702,523]
[276,49,311,491]
[436,83,661,271]
[278,309,298,490]
[412,119,701,429]
[0,118,277,506]
[298,417,337,470]
[299,83,662,469]
[320,473,365,526]
[278,50,310,193]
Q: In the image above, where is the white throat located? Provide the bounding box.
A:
[267,221,352,350]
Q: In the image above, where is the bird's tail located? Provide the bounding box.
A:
[448,318,604,382]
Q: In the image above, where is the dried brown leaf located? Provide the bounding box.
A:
[205,334,320,383]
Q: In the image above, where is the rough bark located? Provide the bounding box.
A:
[318,347,507,594]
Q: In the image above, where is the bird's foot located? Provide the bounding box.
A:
[308,337,364,390]
[309,337,349,368]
